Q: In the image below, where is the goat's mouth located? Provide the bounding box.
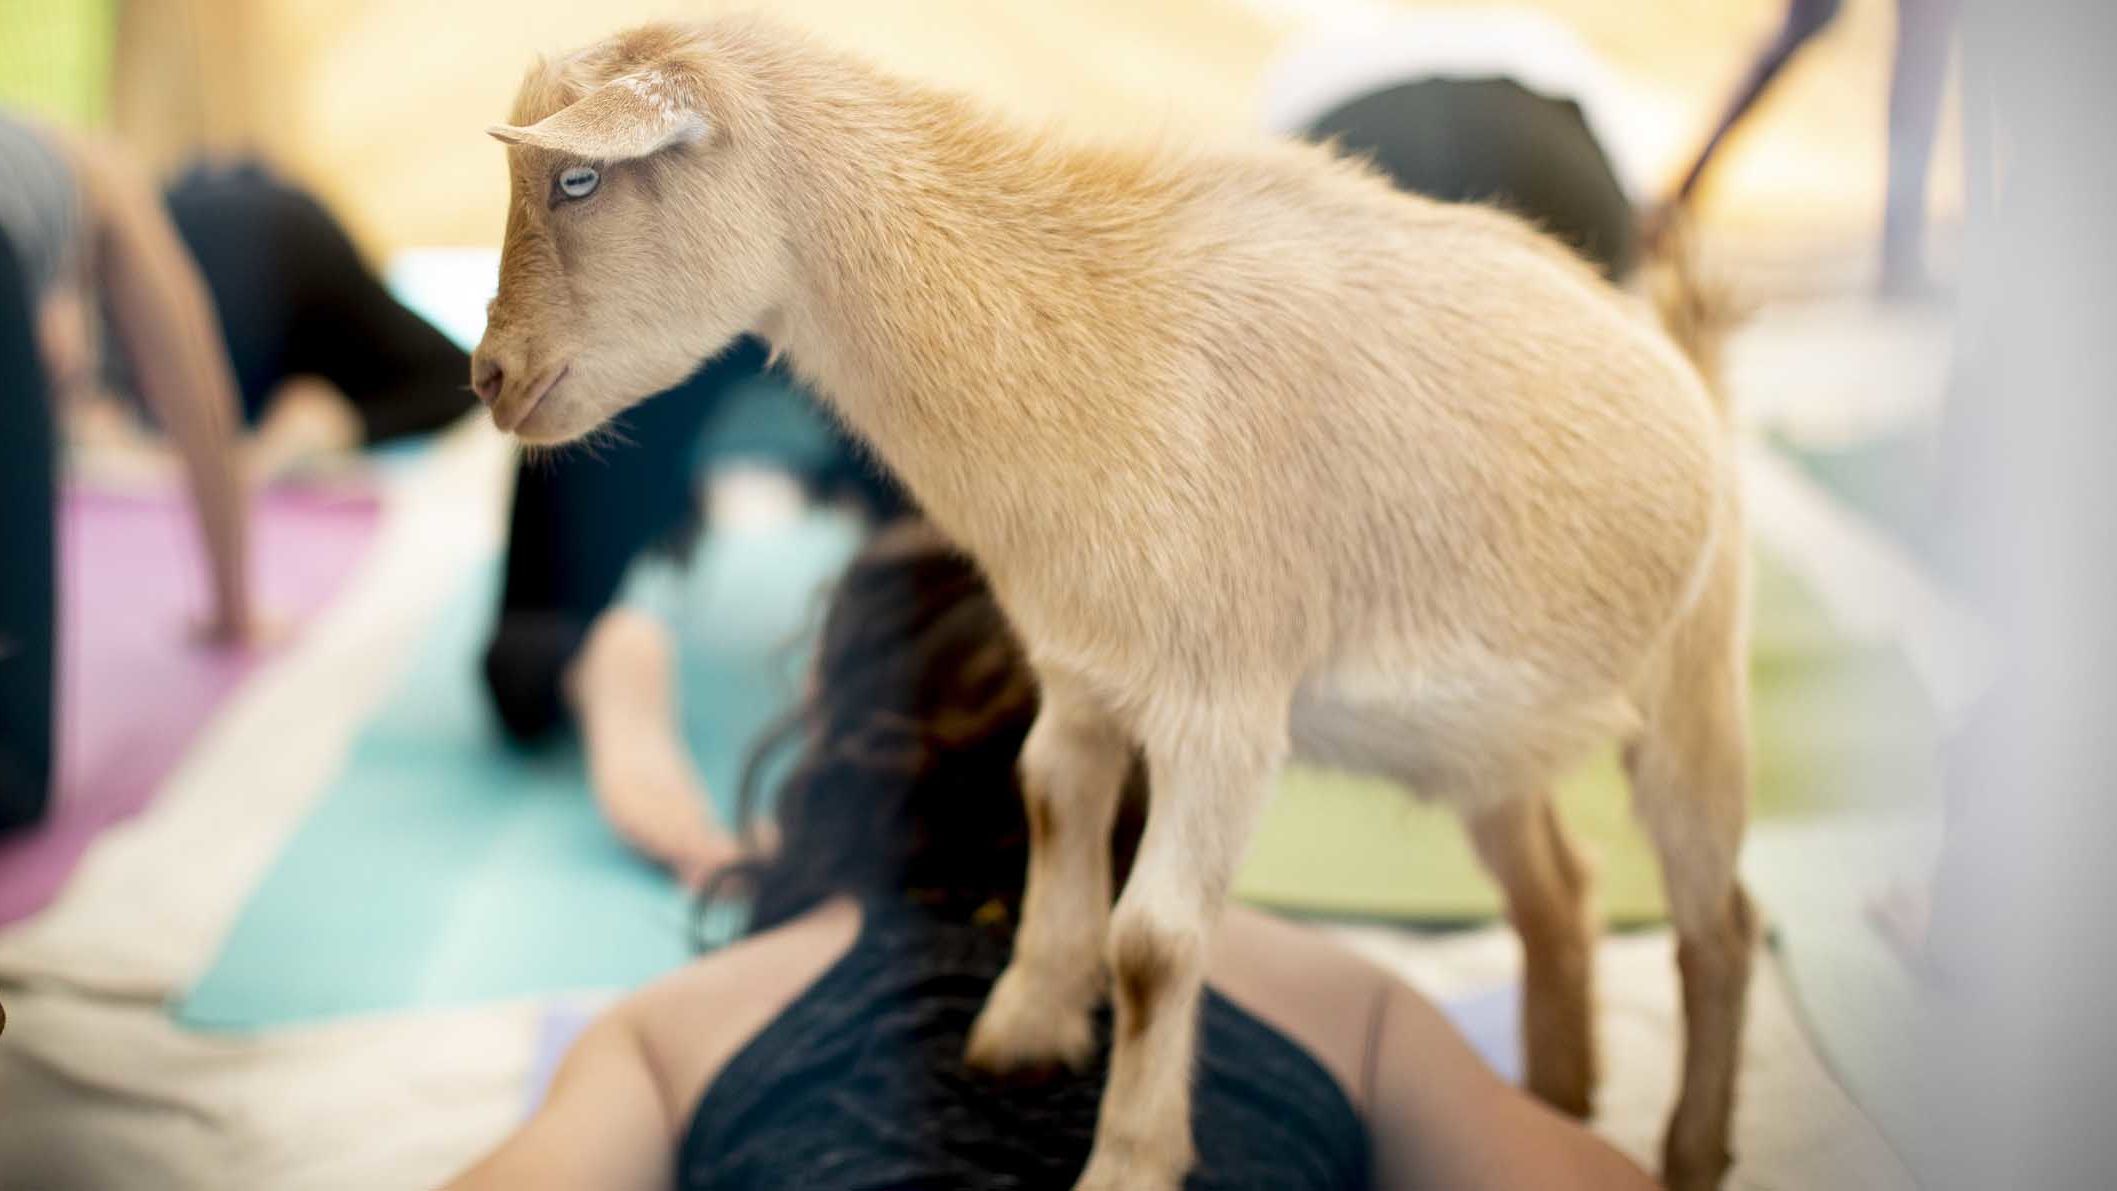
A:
[495,363,570,435]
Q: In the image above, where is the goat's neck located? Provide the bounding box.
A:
[759,63,1178,544]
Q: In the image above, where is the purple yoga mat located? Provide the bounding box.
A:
[0,482,381,926]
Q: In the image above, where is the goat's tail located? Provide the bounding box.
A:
[1644,217,1745,419]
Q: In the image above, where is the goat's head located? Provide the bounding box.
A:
[472,25,788,444]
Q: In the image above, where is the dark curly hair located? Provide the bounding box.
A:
[702,519,1141,940]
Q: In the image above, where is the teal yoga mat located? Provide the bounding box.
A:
[178,514,863,1030]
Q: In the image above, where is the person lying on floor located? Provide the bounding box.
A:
[445,521,1652,1191]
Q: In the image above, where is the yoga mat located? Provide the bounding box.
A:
[178,514,863,1030]
[526,1002,599,1114]
[1744,813,1939,1160]
[185,522,1931,1029]
[0,483,379,926]
[1444,982,1523,1085]
[1234,546,1942,923]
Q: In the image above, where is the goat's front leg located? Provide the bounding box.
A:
[967,672,1131,1075]
[1073,698,1287,1191]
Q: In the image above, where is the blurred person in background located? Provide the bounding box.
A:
[0,232,59,831]
[0,108,482,831]
[1260,4,1649,282]
[156,159,479,473]
[5,111,479,480]
[0,109,253,831]
[1652,0,1845,241]
[447,521,1654,1191]
[481,336,906,884]
[62,153,479,479]
[1650,0,1961,299]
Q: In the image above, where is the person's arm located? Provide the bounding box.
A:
[567,606,745,885]
[64,135,253,642]
[445,902,857,1191]
[1368,979,1656,1190]
[443,1010,676,1191]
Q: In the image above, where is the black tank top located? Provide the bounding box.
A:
[677,900,1371,1190]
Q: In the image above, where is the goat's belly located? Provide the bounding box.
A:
[1289,662,1635,810]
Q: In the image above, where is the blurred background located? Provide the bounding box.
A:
[1,0,1963,274]
[0,1,2020,1188]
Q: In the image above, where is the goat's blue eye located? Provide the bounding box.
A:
[558,166,600,200]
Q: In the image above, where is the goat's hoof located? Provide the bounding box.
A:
[1071,1138,1188,1191]
[1525,1059,1596,1120]
[1661,1134,1732,1191]
[966,966,1095,1078]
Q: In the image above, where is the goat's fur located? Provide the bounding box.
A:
[477,18,1759,1190]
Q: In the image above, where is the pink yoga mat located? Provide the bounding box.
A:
[0,482,381,926]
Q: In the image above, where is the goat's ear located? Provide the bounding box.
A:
[487,70,708,160]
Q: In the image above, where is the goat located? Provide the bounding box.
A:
[473,18,1757,1190]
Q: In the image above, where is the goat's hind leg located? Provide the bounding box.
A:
[1466,792,1599,1117]
[967,672,1132,1075]
[1628,549,1758,1191]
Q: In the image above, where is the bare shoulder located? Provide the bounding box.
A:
[616,898,863,1127]
[1209,906,1394,1111]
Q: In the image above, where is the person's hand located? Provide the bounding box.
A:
[672,834,748,892]
[191,607,289,652]
[673,821,781,892]
[35,288,96,396]
[66,395,186,490]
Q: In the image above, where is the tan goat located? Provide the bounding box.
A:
[474,18,1757,1190]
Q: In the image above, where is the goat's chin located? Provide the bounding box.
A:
[508,349,709,445]
[510,392,622,446]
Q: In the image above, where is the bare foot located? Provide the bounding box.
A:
[248,376,363,483]
[67,395,184,489]
[191,609,291,653]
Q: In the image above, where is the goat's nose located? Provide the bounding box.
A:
[470,352,505,407]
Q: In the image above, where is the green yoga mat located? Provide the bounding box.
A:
[177,515,863,1030]
[0,0,116,128]
[183,517,1933,1028]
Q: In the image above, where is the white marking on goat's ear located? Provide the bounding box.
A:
[611,72,710,144]
[667,114,710,146]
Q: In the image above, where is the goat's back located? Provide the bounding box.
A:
[997,148,1726,715]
